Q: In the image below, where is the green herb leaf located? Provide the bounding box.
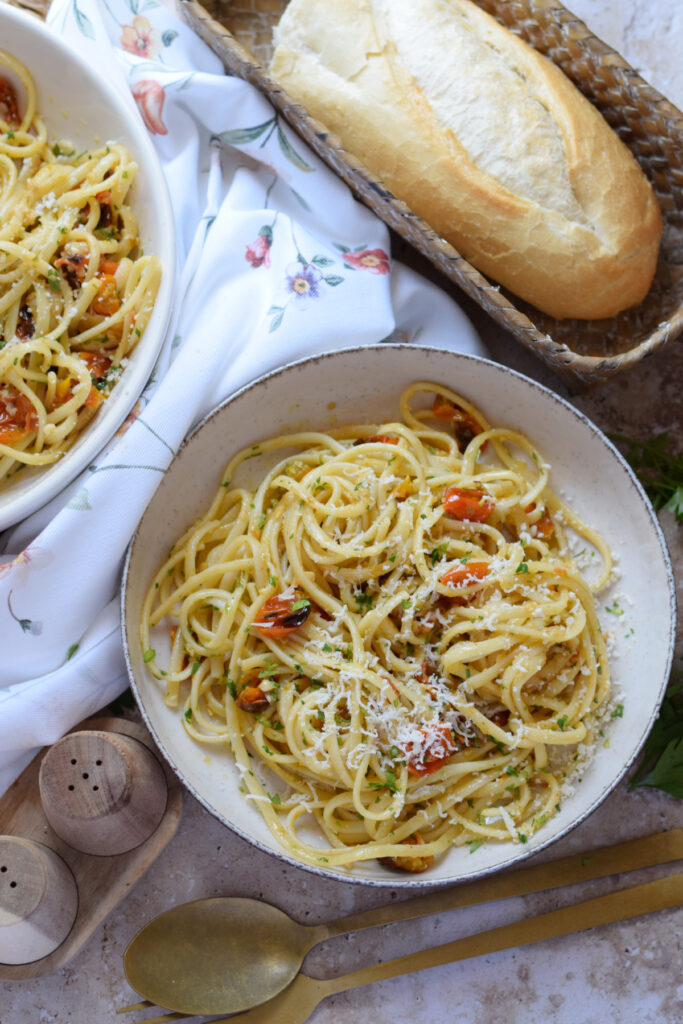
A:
[610,431,683,520]
[143,648,155,663]
[629,674,683,797]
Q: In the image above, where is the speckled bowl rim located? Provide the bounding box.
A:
[121,345,677,890]
[0,4,176,530]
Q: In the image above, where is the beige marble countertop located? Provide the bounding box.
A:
[3,1,683,1022]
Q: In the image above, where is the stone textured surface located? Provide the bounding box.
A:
[2,1,683,1022]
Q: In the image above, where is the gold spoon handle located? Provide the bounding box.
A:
[326,870,683,995]
[212,870,683,1024]
[320,828,683,940]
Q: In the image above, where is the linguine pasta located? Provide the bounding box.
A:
[141,382,612,872]
[0,51,161,482]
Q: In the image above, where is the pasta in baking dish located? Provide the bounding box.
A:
[141,381,612,872]
[0,51,160,483]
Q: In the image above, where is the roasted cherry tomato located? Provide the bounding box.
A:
[90,273,120,317]
[380,832,434,873]
[526,502,554,538]
[406,722,461,778]
[253,591,312,639]
[55,252,89,288]
[443,485,495,522]
[236,673,270,712]
[79,350,112,378]
[16,304,34,340]
[95,189,114,229]
[0,386,38,444]
[440,561,490,588]
[353,434,399,446]
[432,394,485,449]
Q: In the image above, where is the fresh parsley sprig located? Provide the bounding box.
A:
[610,431,683,520]
[629,675,683,798]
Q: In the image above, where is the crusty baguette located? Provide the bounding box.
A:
[270,0,662,320]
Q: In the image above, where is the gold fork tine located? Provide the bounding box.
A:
[117,1002,192,1023]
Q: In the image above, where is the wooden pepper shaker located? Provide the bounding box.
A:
[39,730,168,856]
[0,836,78,965]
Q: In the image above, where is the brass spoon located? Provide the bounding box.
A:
[212,870,683,1024]
[123,829,682,1017]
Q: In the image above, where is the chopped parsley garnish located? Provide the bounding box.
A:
[515,562,529,574]
[143,648,155,663]
[429,543,449,565]
[291,598,311,611]
[184,708,193,722]
[368,769,398,793]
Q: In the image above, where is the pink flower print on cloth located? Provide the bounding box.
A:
[0,545,53,589]
[121,16,162,59]
[245,225,273,268]
[342,248,390,275]
[132,80,168,136]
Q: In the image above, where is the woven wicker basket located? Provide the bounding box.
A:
[182,0,683,387]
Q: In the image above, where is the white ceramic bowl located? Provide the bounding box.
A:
[0,5,175,530]
[122,346,676,888]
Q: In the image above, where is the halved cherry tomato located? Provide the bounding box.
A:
[406,722,461,777]
[236,672,270,712]
[95,189,114,229]
[16,304,34,340]
[440,561,490,588]
[79,351,112,378]
[353,434,399,446]
[98,258,120,276]
[90,273,120,317]
[253,591,312,639]
[526,502,554,538]
[443,485,495,522]
[432,394,485,449]
[84,387,103,410]
[380,832,433,873]
[0,386,38,444]
[55,252,89,288]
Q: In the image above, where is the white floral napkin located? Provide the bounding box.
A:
[0,0,485,793]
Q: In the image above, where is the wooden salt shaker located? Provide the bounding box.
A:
[38,730,168,856]
[0,836,78,965]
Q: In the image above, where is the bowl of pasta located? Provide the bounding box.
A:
[122,345,675,887]
[0,4,174,529]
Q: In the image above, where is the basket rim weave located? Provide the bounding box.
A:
[190,1,683,385]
